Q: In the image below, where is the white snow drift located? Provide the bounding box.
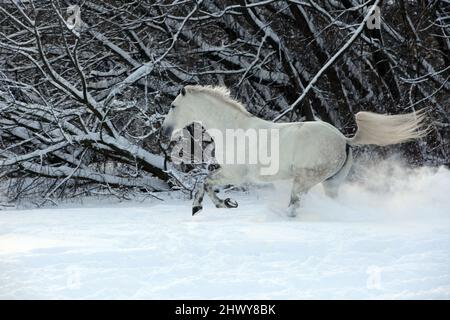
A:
[0,161,449,299]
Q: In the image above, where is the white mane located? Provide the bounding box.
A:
[184,85,252,116]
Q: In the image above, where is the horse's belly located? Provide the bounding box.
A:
[284,123,347,172]
[218,163,292,183]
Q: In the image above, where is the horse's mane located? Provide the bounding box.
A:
[184,85,252,116]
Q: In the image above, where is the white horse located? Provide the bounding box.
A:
[162,85,428,216]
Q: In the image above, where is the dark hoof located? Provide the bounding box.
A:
[224,198,238,208]
[192,206,202,216]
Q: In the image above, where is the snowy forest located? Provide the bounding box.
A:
[0,0,449,205]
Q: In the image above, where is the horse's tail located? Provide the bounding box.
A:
[346,109,430,146]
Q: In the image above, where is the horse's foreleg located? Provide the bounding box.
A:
[204,183,237,209]
[192,181,206,216]
[205,168,239,209]
[192,173,238,215]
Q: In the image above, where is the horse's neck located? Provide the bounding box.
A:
[200,102,269,131]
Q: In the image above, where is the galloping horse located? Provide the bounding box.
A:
[162,85,428,216]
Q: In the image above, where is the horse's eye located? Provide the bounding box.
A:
[171,104,176,109]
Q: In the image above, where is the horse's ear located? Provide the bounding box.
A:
[180,87,186,96]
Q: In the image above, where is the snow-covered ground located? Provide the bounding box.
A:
[1,162,449,299]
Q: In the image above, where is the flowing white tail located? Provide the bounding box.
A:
[347,109,429,146]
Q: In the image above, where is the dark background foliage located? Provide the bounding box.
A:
[0,0,448,203]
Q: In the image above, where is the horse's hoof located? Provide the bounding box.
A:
[287,211,297,218]
[192,206,202,216]
[287,207,298,218]
[224,198,238,208]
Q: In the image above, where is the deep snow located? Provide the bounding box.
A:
[1,162,449,299]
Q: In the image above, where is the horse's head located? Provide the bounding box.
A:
[161,86,199,139]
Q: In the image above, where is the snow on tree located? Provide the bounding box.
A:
[0,0,448,204]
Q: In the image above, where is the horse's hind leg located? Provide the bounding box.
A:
[288,168,331,217]
[288,180,302,217]
[322,147,353,198]
[288,177,309,217]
